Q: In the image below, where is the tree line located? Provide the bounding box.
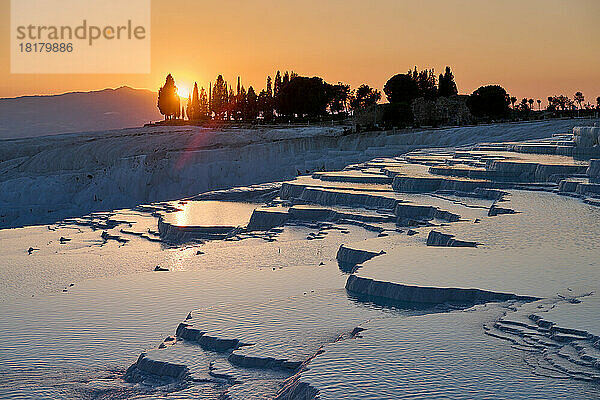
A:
[469,88,598,121]
[157,71,382,122]
[157,68,599,125]
[380,66,459,126]
[381,67,598,124]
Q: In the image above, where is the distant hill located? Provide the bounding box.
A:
[0,86,163,139]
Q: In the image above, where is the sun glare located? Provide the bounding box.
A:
[177,85,190,98]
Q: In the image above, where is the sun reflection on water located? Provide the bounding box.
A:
[166,201,259,227]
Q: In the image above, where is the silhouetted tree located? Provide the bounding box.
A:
[245,86,258,120]
[528,98,534,110]
[383,74,419,103]
[186,82,201,120]
[411,67,437,99]
[265,76,275,120]
[231,77,241,120]
[274,71,282,97]
[384,67,438,103]
[211,75,228,119]
[597,96,600,109]
[273,71,283,115]
[556,95,569,111]
[266,76,273,98]
[227,86,235,120]
[536,99,541,110]
[282,71,290,87]
[220,87,229,119]
[510,96,517,109]
[350,84,381,110]
[466,85,510,119]
[259,76,275,122]
[548,96,569,113]
[199,87,209,119]
[574,92,585,109]
[329,82,351,114]
[258,90,270,122]
[157,74,179,120]
[273,70,296,116]
[278,76,334,117]
[237,86,247,120]
[438,66,458,97]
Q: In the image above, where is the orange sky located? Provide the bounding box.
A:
[1,0,599,105]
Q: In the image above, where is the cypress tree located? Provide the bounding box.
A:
[266,76,273,97]
[186,82,201,120]
[157,73,179,120]
[438,66,458,97]
[274,71,282,97]
[199,87,209,119]
[246,86,258,121]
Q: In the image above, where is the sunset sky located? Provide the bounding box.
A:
[1,0,599,104]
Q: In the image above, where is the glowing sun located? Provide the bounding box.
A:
[177,85,190,98]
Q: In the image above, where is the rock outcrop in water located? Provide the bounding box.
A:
[289,206,337,221]
[488,204,516,217]
[192,182,283,203]
[246,208,290,231]
[275,379,319,400]
[426,231,477,247]
[281,184,399,210]
[124,353,189,382]
[176,322,249,352]
[395,203,460,222]
[246,203,395,232]
[158,216,239,243]
[391,176,445,193]
[345,275,539,305]
[313,171,393,185]
[336,244,385,273]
